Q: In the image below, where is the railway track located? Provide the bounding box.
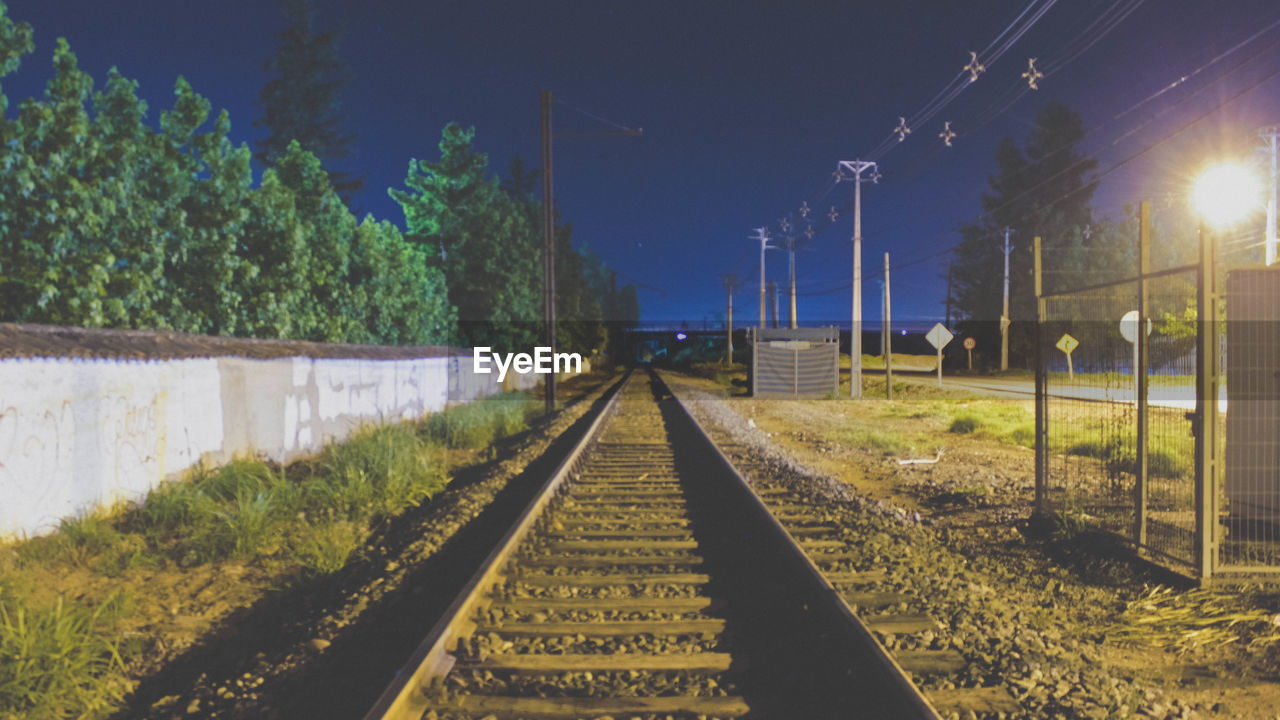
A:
[366,371,942,719]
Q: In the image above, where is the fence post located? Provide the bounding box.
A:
[1135,202,1150,547]
[1194,221,1219,583]
[1034,236,1049,514]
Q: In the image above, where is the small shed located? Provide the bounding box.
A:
[1225,267,1280,530]
[749,327,840,397]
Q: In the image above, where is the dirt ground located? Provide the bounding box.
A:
[688,371,1280,720]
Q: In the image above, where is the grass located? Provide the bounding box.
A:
[825,427,921,457]
[423,392,539,450]
[0,592,130,719]
[0,388,544,718]
[1064,437,1189,478]
[946,401,1035,448]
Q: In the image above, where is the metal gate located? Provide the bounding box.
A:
[749,327,839,397]
[1031,202,1278,583]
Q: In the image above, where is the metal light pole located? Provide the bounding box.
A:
[837,160,879,398]
[1262,124,1279,266]
[1000,226,1013,371]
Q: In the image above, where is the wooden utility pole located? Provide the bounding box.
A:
[1001,227,1013,371]
[540,90,556,414]
[1033,236,1047,513]
[945,261,954,328]
[538,92,641,412]
[721,274,738,364]
[884,252,892,400]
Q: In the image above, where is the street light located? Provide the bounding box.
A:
[1193,163,1261,227]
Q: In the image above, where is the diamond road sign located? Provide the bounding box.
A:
[1056,334,1079,354]
[925,323,954,350]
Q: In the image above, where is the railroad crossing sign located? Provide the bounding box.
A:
[926,323,953,387]
[1056,333,1078,380]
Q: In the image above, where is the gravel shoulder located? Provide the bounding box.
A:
[662,370,1280,720]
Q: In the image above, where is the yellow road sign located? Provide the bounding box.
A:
[1056,333,1078,354]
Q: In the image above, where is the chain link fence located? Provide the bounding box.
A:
[1033,209,1278,582]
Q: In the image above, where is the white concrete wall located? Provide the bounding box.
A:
[0,353,586,538]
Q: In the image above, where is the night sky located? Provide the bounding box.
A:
[7,1,1280,330]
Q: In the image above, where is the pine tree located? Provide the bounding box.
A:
[951,102,1106,366]
[255,0,363,201]
[391,123,542,351]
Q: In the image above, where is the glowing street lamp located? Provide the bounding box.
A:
[1193,163,1261,227]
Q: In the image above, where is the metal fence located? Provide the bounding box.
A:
[1033,202,1279,583]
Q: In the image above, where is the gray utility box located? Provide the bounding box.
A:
[1225,268,1280,529]
[749,327,839,397]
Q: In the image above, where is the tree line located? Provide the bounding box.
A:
[0,2,637,355]
[948,101,1203,366]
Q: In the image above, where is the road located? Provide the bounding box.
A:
[897,373,1228,411]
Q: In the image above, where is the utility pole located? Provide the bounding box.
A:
[785,234,799,329]
[539,91,640,413]
[884,252,893,400]
[721,274,738,364]
[769,280,778,328]
[945,261,954,328]
[1262,124,1279,266]
[540,90,556,413]
[837,159,880,398]
[752,227,774,329]
[1000,227,1013,371]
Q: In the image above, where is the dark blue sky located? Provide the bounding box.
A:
[7,1,1280,329]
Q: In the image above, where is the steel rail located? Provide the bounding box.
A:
[662,372,943,720]
[361,372,628,720]
[365,369,941,719]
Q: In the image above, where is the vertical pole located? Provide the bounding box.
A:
[789,245,798,329]
[1001,227,1013,371]
[852,174,863,398]
[769,281,778,329]
[725,280,734,365]
[1135,202,1151,547]
[1034,236,1048,514]
[540,90,556,414]
[1263,125,1279,266]
[759,235,766,329]
[945,262,954,328]
[884,252,892,400]
[1195,221,1219,583]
